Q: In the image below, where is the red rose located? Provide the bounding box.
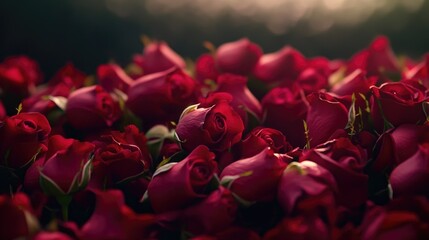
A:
[0,112,51,169]
[277,161,337,217]
[261,86,309,148]
[175,94,244,152]
[389,144,429,197]
[347,35,399,77]
[195,53,219,84]
[370,81,428,132]
[215,38,262,75]
[371,124,424,172]
[237,127,292,159]
[331,69,377,96]
[91,125,151,187]
[301,137,368,208]
[80,190,155,240]
[263,216,330,240]
[294,68,328,94]
[97,63,134,93]
[147,145,217,213]
[133,41,185,75]
[0,55,43,95]
[126,68,198,129]
[181,187,238,235]
[48,63,86,88]
[65,85,121,130]
[360,197,429,240]
[214,74,263,123]
[40,135,95,195]
[33,232,73,240]
[253,46,307,85]
[220,148,288,202]
[306,92,348,147]
[0,193,39,240]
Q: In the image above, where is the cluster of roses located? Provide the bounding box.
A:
[1,36,429,240]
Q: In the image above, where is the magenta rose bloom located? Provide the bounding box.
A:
[80,190,155,240]
[175,93,244,152]
[236,127,292,159]
[294,68,328,94]
[97,63,134,92]
[133,41,186,75]
[389,144,429,197]
[40,135,95,195]
[0,193,38,240]
[262,86,309,148]
[126,68,198,128]
[306,92,348,147]
[253,46,307,85]
[65,85,121,130]
[0,112,51,169]
[370,81,428,132]
[220,148,289,202]
[181,186,238,235]
[195,53,219,84]
[301,137,368,208]
[147,145,217,213]
[215,38,262,75]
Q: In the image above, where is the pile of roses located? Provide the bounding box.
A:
[1,36,429,239]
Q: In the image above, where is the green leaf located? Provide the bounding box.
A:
[152,162,177,178]
[39,172,66,197]
[345,93,357,136]
[16,103,22,114]
[284,162,306,175]
[303,120,311,150]
[220,171,253,189]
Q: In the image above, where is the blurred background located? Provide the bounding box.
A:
[1,0,429,77]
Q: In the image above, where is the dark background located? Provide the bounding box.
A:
[1,0,429,78]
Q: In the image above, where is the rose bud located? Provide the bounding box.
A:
[302,138,368,208]
[175,93,244,152]
[360,197,429,240]
[263,216,330,240]
[181,187,238,235]
[147,145,217,213]
[65,85,121,130]
[347,35,399,78]
[371,124,424,172]
[0,55,42,95]
[277,161,337,218]
[262,86,309,148]
[133,41,186,75]
[253,46,307,85]
[331,69,377,96]
[195,53,219,84]
[90,124,151,187]
[293,68,328,94]
[126,68,198,129]
[215,38,262,75]
[0,112,51,169]
[237,127,292,159]
[214,73,263,123]
[48,62,86,87]
[306,92,349,147]
[389,144,429,197]
[220,148,289,202]
[97,63,134,93]
[40,135,95,196]
[370,81,428,132]
[0,193,39,240]
[80,190,155,240]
